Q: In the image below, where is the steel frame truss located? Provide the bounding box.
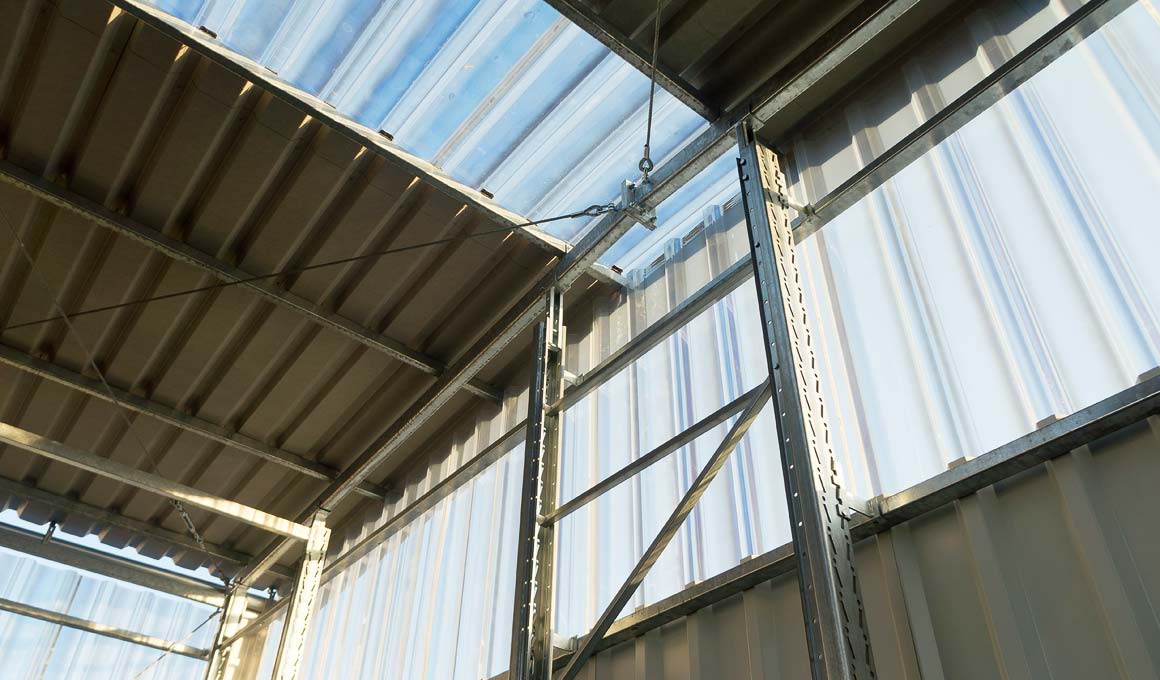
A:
[737,121,875,680]
[556,380,772,680]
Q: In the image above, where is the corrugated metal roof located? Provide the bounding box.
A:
[140,0,709,243]
[0,0,603,585]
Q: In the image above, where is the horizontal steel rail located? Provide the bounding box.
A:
[544,382,764,524]
[552,255,754,415]
[0,159,503,403]
[558,381,772,680]
[864,373,1160,535]
[791,0,1133,242]
[0,423,311,540]
[0,522,232,608]
[0,596,210,659]
[0,475,294,580]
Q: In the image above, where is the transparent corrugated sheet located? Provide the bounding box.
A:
[277,1,1160,674]
[139,0,708,243]
[798,2,1160,496]
[301,445,524,680]
[0,545,213,679]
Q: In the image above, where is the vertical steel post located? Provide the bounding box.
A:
[510,287,565,680]
[204,584,251,680]
[736,121,876,680]
[270,510,330,680]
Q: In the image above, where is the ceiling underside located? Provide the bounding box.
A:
[0,0,982,588]
[544,0,894,117]
[0,0,596,585]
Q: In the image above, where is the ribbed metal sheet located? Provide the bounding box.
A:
[797,0,1160,497]
[0,0,567,582]
[137,0,708,242]
[536,417,1160,680]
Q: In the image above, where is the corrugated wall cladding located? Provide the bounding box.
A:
[784,0,1081,202]
[268,386,533,680]
[0,545,213,678]
[285,2,1160,677]
[797,1,1160,498]
[541,417,1160,680]
[301,445,527,680]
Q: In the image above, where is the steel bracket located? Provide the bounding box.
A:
[620,179,657,230]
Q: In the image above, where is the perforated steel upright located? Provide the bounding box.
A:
[736,122,876,680]
[509,288,566,679]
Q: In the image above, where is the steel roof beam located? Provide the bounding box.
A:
[0,596,210,659]
[0,342,386,502]
[0,522,231,607]
[104,0,593,266]
[0,159,503,403]
[0,476,294,580]
[0,422,312,540]
[540,0,716,119]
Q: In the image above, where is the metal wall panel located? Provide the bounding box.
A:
[542,417,1160,680]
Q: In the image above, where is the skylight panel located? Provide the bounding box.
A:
[140,0,712,248]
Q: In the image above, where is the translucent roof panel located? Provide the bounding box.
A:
[143,0,709,242]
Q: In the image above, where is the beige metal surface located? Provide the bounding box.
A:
[0,0,585,585]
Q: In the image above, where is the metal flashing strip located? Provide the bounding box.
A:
[0,596,210,660]
[791,0,1134,242]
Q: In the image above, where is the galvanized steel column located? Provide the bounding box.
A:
[270,510,331,680]
[205,584,251,680]
[736,121,876,680]
[509,288,566,680]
